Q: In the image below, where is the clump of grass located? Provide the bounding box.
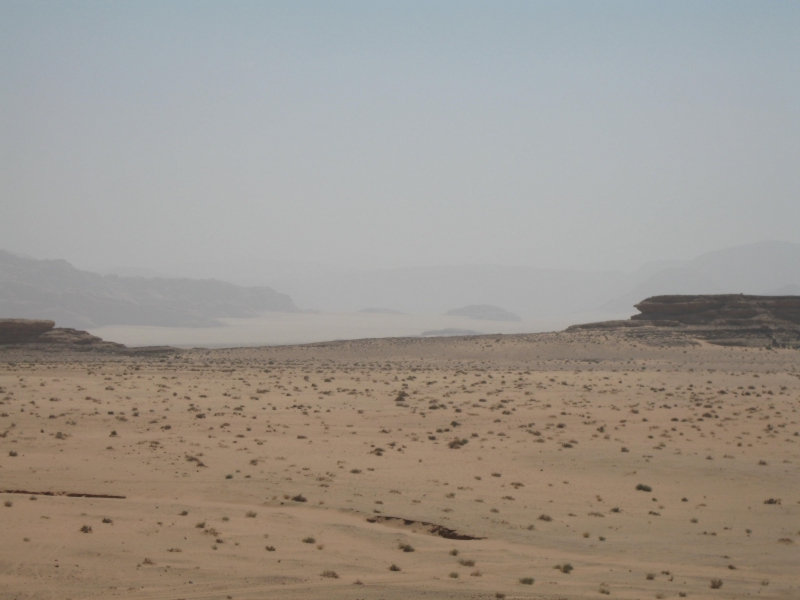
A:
[4,500,12,508]
[350,469,362,474]
[292,494,307,502]
[495,594,506,599]
[458,558,475,567]
[102,517,112,524]
[471,570,482,577]
[196,521,206,529]
[167,547,182,553]
[321,570,339,578]
[142,558,155,565]
[245,510,257,518]
[353,579,364,585]
[389,563,401,571]
[519,577,534,585]
[710,578,723,589]
[80,525,92,533]
[599,585,610,595]
[554,563,573,574]
[635,484,652,492]
[538,514,552,522]
[449,549,459,556]
[265,545,276,551]
[179,510,189,516]
[449,572,459,578]
[398,543,415,552]
[302,537,316,544]
[646,572,656,580]
[9,450,18,457]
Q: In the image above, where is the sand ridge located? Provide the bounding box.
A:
[1,330,798,599]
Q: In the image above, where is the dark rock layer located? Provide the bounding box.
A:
[569,295,800,348]
[0,319,55,344]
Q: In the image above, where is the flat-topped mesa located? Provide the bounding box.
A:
[0,319,55,344]
[632,294,800,326]
[567,294,800,348]
[0,317,128,351]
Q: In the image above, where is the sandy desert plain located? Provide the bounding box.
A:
[1,328,799,600]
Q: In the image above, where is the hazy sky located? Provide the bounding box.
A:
[2,1,799,273]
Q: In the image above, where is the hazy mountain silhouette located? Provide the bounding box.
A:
[0,250,297,329]
[602,241,800,313]
[446,304,522,322]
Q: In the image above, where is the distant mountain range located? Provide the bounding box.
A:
[0,250,297,329]
[3,241,799,329]
[129,241,800,321]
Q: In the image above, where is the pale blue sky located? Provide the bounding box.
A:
[2,1,799,272]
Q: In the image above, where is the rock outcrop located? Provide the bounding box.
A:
[0,318,176,354]
[568,295,800,348]
[0,319,56,344]
[631,294,800,325]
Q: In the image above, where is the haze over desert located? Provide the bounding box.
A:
[3,2,800,599]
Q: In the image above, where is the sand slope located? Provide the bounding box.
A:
[1,330,798,599]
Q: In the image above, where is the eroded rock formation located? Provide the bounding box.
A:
[569,295,800,348]
[0,319,55,344]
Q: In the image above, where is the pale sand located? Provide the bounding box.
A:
[87,310,626,348]
[1,330,798,599]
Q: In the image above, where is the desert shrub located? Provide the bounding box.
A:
[292,494,307,502]
[302,537,316,544]
[554,563,573,574]
[321,570,339,578]
[80,525,92,533]
[389,564,401,571]
[635,484,652,492]
[710,579,723,589]
[458,559,475,567]
[538,514,552,522]
[519,577,534,585]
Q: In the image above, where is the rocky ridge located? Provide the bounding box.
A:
[0,318,176,355]
[569,294,800,348]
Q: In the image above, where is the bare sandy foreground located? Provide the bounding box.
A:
[1,330,798,600]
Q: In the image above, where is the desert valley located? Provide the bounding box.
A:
[1,303,799,600]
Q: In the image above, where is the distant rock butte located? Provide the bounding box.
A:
[569,294,800,348]
[0,318,176,354]
[0,319,56,344]
[445,304,522,322]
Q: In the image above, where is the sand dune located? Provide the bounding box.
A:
[1,329,798,599]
